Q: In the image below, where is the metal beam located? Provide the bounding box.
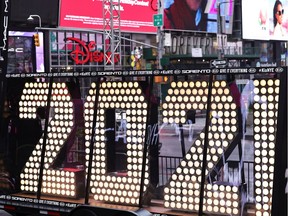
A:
[103,0,121,70]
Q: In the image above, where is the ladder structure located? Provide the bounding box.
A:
[102,0,122,70]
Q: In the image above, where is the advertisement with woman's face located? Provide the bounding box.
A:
[271,0,288,40]
[242,0,288,41]
[163,0,234,33]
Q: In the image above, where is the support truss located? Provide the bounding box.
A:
[102,0,121,70]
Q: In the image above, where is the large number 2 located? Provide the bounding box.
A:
[19,82,82,198]
[162,80,240,215]
[162,79,279,216]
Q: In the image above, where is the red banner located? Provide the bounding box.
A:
[60,0,157,33]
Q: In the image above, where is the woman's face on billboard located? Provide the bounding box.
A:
[275,4,284,24]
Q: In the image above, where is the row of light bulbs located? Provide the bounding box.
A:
[17,79,279,214]
[253,79,279,216]
[84,82,149,205]
[163,81,240,215]
[19,82,79,198]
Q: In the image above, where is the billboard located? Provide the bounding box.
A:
[8,31,45,73]
[7,36,35,74]
[163,0,235,33]
[242,0,288,41]
[59,0,158,33]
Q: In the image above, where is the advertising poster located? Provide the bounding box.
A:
[8,31,45,73]
[59,0,158,33]
[242,0,288,41]
[163,0,234,33]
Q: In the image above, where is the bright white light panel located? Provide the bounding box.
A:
[253,79,279,216]
[15,78,281,213]
[162,81,240,215]
[84,81,149,205]
[19,82,79,198]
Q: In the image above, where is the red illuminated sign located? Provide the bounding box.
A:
[66,37,119,65]
[59,0,157,33]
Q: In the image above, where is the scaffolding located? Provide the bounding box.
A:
[102,0,121,70]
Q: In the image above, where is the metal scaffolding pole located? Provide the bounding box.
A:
[157,0,164,70]
[103,0,121,71]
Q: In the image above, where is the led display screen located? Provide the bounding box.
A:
[163,0,234,33]
[7,36,34,74]
[59,0,158,33]
[8,31,45,73]
[242,0,288,40]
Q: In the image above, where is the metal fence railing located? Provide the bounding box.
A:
[226,160,254,203]
[158,156,254,202]
[158,156,182,186]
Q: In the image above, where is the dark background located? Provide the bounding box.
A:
[10,0,59,27]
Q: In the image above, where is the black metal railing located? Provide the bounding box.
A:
[158,156,254,202]
[226,160,254,202]
[158,155,182,186]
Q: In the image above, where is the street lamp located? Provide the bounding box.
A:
[27,14,42,29]
[27,15,42,47]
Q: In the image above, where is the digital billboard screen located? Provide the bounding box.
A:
[7,36,35,74]
[242,0,288,41]
[8,31,45,73]
[59,0,158,33]
[163,0,235,34]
